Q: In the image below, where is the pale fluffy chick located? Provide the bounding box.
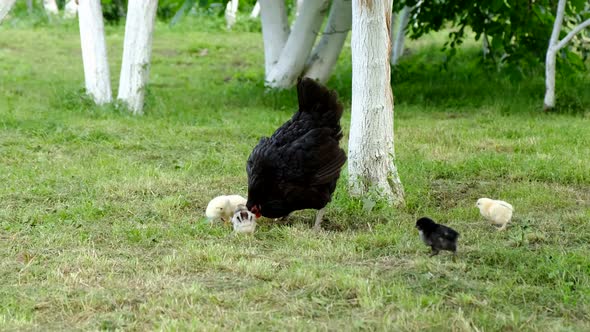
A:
[476,198,514,231]
[205,195,247,223]
[231,205,257,234]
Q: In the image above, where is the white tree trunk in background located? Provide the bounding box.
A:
[78,0,112,104]
[259,0,290,77]
[117,0,158,115]
[391,5,410,65]
[64,0,78,18]
[43,0,58,14]
[225,0,239,29]
[303,0,351,83]
[544,0,590,110]
[250,1,260,18]
[295,0,304,17]
[482,32,490,60]
[349,0,404,205]
[0,0,17,23]
[265,0,329,88]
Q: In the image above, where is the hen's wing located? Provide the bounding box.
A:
[275,128,346,186]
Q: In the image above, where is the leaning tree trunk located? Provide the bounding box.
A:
[78,0,112,104]
[303,0,352,83]
[349,0,404,205]
[0,0,16,23]
[265,0,330,88]
[259,0,290,77]
[391,5,410,65]
[250,1,260,18]
[544,0,590,110]
[117,0,158,115]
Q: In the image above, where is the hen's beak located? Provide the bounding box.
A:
[251,205,262,218]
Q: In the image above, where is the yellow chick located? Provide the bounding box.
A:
[476,198,514,231]
[205,195,247,223]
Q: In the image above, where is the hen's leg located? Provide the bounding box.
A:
[429,248,440,257]
[313,208,325,231]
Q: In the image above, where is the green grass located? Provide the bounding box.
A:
[1,20,590,331]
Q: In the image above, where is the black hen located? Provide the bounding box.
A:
[246,77,347,230]
[415,217,459,256]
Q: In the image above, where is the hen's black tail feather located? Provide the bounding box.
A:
[297,77,343,128]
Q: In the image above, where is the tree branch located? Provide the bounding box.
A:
[554,18,590,50]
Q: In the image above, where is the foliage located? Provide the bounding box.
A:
[99,0,259,24]
[1,24,590,330]
[401,0,590,72]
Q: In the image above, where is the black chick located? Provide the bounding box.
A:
[415,217,459,256]
[246,77,346,230]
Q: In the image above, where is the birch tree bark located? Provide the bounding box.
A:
[259,0,290,77]
[349,0,404,205]
[43,0,58,15]
[117,0,159,115]
[544,0,590,110]
[78,0,112,104]
[0,0,16,23]
[303,0,351,83]
[265,0,330,88]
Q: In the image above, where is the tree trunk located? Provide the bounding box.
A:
[117,0,158,115]
[250,1,260,18]
[259,0,290,77]
[26,0,33,14]
[64,0,78,18]
[544,0,590,110]
[349,0,404,205]
[482,32,490,60]
[78,0,112,105]
[391,5,410,65]
[303,0,351,83]
[0,0,17,23]
[295,0,304,17]
[265,0,330,88]
[225,0,238,29]
[43,0,59,14]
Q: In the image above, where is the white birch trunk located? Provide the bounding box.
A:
[349,0,404,205]
[64,0,78,18]
[544,0,590,110]
[265,0,330,88]
[225,0,239,29]
[295,0,304,17]
[259,0,290,77]
[117,0,158,114]
[43,0,58,15]
[0,0,16,23]
[391,5,410,65]
[303,0,351,83]
[78,0,112,104]
[250,1,260,18]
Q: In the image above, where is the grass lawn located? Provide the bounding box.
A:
[1,20,589,331]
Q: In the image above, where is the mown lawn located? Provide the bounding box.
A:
[1,20,589,331]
